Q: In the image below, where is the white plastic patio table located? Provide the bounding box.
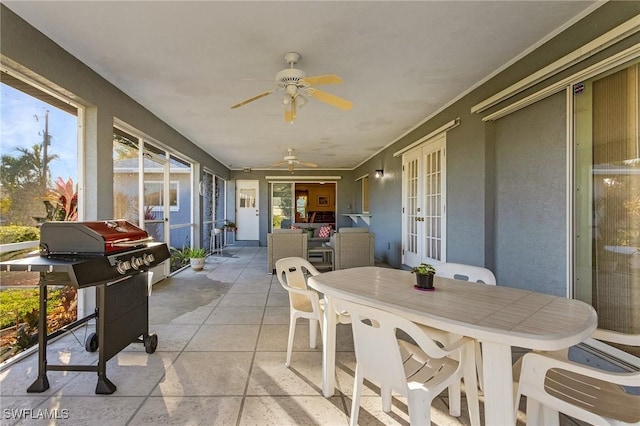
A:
[307,266,597,426]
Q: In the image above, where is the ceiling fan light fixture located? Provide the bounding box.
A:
[231,52,352,119]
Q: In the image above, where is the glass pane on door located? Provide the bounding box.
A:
[168,155,191,251]
[406,156,419,256]
[113,129,140,224]
[203,171,214,252]
[424,148,443,261]
[143,144,166,243]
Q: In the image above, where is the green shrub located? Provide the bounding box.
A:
[0,226,39,244]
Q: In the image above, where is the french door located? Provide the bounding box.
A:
[402,134,446,267]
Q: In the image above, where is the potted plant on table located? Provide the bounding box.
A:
[188,247,207,271]
[411,263,436,290]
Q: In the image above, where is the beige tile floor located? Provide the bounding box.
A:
[0,247,582,425]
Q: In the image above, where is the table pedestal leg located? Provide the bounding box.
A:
[481,342,515,426]
[321,296,337,397]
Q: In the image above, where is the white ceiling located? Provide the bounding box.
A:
[5,1,597,170]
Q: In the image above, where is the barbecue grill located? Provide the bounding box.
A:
[0,220,170,394]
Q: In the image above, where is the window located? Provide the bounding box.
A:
[573,60,640,340]
[144,181,179,211]
[1,73,79,228]
[0,70,80,363]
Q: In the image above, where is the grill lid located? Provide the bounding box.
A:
[40,220,152,255]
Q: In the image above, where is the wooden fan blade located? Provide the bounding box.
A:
[270,160,287,167]
[307,88,352,111]
[297,160,318,168]
[230,90,273,109]
[301,75,343,86]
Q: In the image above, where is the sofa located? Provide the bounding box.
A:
[267,229,308,273]
[292,223,334,248]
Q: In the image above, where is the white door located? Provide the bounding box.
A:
[236,179,259,240]
[402,134,446,267]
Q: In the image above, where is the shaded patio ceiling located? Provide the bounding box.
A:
[4,1,598,170]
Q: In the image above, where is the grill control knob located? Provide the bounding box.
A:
[131,256,144,270]
[116,260,131,275]
[143,253,155,265]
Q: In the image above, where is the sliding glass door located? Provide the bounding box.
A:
[573,60,639,339]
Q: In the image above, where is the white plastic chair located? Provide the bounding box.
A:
[435,262,497,285]
[514,329,640,426]
[335,299,481,426]
[275,257,350,367]
[435,261,496,387]
[410,261,496,415]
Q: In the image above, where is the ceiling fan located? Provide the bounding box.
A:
[230,52,352,123]
[271,148,318,172]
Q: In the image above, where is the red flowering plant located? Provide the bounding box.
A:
[42,177,78,222]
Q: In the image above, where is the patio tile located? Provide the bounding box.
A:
[0,396,49,426]
[129,396,243,425]
[246,351,324,396]
[152,351,252,396]
[257,324,321,353]
[239,396,348,426]
[217,293,268,307]
[205,306,265,324]
[266,293,289,307]
[261,306,290,325]
[24,395,145,426]
[184,324,260,351]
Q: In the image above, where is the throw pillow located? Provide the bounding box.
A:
[290,225,300,230]
[318,225,332,238]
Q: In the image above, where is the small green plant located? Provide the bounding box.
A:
[170,246,191,270]
[189,247,207,258]
[411,263,436,275]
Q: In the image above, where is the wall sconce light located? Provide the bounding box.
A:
[375,169,384,178]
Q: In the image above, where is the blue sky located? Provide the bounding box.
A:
[1,83,78,183]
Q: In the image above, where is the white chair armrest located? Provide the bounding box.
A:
[592,329,640,347]
[525,351,640,387]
